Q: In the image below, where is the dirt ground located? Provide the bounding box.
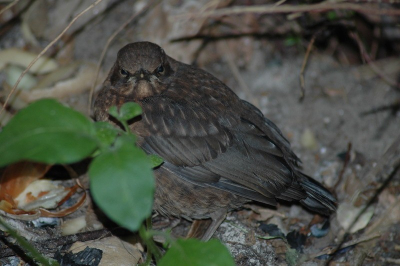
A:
[1,1,400,265]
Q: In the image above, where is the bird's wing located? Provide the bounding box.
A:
[138,78,306,204]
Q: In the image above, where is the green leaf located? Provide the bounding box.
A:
[148,154,164,168]
[108,102,142,122]
[119,102,142,121]
[159,239,235,266]
[114,134,137,148]
[94,121,119,148]
[0,99,98,167]
[108,106,119,119]
[89,143,154,232]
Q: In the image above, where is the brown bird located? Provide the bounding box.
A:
[94,42,336,240]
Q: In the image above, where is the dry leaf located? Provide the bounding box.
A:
[0,161,86,219]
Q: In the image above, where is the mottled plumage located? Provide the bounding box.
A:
[94,42,336,240]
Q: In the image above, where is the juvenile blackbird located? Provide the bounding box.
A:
[94,42,336,240]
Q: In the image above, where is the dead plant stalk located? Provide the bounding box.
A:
[186,3,400,18]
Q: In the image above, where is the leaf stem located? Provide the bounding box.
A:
[121,121,130,134]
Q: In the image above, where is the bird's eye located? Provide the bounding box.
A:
[156,65,164,74]
[120,69,129,77]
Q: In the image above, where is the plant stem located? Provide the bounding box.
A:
[139,224,152,266]
[139,220,162,265]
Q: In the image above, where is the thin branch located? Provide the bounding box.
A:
[88,0,160,115]
[365,197,400,235]
[334,142,352,190]
[181,3,400,18]
[327,134,400,262]
[362,133,400,185]
[299,35,315,102]
[0,0,19,17]
[349,31,400,89]
[360,99,400,116]
[310,232,380,258]
[0,0,103,116]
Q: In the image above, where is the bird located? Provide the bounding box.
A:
[93,41,336,241]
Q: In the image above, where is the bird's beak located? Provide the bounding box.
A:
[136,68,151,81]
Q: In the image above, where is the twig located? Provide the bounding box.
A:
[334,142,352,190]
[274,0,287,6]
[362,133,400,185]
[0,0,103,116]
[181,3,400,18]
[349,31,400,89]
[345,0,400,3]
[327,134,400,262]
[88,0,160,115]
[310,232,380,258]
[299,35,315,102]
[365,197,400,235]
[360,100,400,116]
[0,0,19,17]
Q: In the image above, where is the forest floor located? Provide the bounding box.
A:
[1,1,400,265]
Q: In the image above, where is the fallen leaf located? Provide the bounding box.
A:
[337,202,375,233]
[0,161,86,219]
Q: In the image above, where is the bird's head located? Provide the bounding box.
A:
[108,42,173,101]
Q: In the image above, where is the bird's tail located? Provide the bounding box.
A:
[299,173,336,215]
